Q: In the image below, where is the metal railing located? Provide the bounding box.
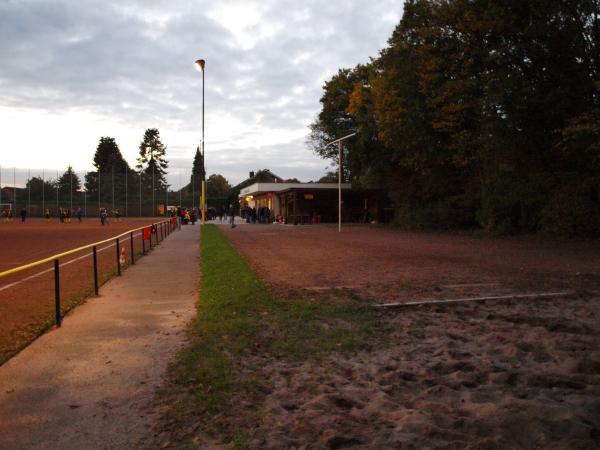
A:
[0,218,179,328]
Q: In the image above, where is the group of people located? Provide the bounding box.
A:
[98,208,123,225]
[3,207,87,223]
[240,205,271,224]
[170,206,198,225]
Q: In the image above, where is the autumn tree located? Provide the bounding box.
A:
[311,0,600,235]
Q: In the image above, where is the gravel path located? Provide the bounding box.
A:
[0,224,199,450]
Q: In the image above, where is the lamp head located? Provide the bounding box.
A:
[194,59,205,72]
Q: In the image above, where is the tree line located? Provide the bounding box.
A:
[310,0,600,236]
[20,128,232,214]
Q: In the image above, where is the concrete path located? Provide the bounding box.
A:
[0,224,199,450]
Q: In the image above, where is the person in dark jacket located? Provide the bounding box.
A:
[228,204,236,228]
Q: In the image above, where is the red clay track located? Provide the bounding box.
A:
[0,218,173,363]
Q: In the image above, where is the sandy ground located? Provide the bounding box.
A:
[215,222,600,449]
[0,224,198,450]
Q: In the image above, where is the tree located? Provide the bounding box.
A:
[206,174,231,208]
[310,0,600,234]
[191,146,205,184]
[85,137,132,197]
[137,128,169,191]
[57,166,81,199]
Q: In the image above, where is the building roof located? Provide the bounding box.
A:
[239,182,352,198]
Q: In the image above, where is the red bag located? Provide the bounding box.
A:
[143,227,150,240]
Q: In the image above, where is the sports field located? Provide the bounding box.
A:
[208,223,600,448]
[221,223,600,301]
[0,217,172,363]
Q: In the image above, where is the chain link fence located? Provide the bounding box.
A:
[0,167,201,218]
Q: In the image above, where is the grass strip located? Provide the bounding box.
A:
[160,224,379,448]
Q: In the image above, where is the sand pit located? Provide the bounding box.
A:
[214,224,600,448]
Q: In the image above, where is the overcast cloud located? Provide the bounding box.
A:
[0,0,403,186]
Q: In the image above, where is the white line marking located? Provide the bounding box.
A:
[375,291,576,308]
[0,232,142,293]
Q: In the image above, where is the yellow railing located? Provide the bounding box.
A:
[0,218,178,329]
[0,219,172,279]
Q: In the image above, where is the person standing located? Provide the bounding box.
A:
[76,207,83,223]
[100,207,108,225]
[20,207,26,223]
[228,204,236,228]
[45,208,50,222]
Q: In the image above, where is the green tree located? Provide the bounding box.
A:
[191,146,205,184]
[85,137,132,196]
[310,0,600,234]
[25,176,56,201]
[206,174,231,208]
[57,166,81,199]
[137,128,169,191]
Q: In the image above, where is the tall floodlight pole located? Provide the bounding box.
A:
[56,169,59,217]
[13,167,16,214]
[42,168,45,216]
[70,169,73,214]
[28,168,31,216]
[324,133,356,232]
[194,58,206,224]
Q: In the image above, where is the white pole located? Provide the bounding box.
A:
[56,169,59,218]
[13,167,16,214]
[152,160,155,216]
[42,168,45,216]
[84,171,87,216]
[28,168,31,216]
[338,141,342,233]
[111,166,114,213]
[70,169,73,214]
[323,132,355,233]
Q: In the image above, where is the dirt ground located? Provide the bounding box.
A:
[218,223,600,449]
[0,218,173,364]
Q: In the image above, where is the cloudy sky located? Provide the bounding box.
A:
[0,0,404,187]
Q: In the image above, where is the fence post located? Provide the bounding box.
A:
[142,230,146,254]
[54,259,61,327]
[130,232,135,265]
[116,238,121,276]
[149,228,153,250]
[160,222,164,241]
[93,246,98,295]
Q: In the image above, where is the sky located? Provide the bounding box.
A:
[0,0,404,188]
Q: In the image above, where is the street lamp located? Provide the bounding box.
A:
[194,59,206,224]
[324,132,356,232]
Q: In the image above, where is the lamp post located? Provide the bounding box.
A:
[194,58,206,224]
[324,132,356,232]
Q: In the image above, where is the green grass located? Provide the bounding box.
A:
[162,224,380,448]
